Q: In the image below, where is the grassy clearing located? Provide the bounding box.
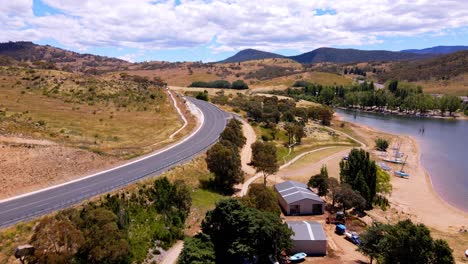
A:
[255,72,353,87]
[0,67,183,158]
[414,73,468,96]
[284,146,350,171]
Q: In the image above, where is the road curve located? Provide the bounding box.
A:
[0,98,229,228]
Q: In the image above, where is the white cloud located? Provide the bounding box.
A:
[1,0,467,53]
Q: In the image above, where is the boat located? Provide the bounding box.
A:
[377,162,391,171]
[289,252,307,261]
[394,156,409,178]
[394,170,409,178]
[383,157,405,164]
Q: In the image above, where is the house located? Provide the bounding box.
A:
[274,180,325,215]
[287,221,327,255]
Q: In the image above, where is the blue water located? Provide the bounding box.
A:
[335,109,468,212]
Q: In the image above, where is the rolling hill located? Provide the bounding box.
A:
[0,41,131,72]
[219,48,284,63]
[401,45,468,55]
[289,47,430,63]
[219,47,432,64]
[378,50,468,83]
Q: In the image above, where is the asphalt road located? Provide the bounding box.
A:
[0,98,229,228]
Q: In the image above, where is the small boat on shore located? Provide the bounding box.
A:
[378,162,391,171]
[383,157,405,164]
[395,170,409,178]
[289,252,307,262]
[394,156,409,178]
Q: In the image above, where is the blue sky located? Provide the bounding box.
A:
[1,0,467,62]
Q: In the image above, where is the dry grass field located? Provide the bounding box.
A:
[0,67,184,158]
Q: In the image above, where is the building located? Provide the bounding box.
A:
[287,221,327,255]
[274,180,325,215]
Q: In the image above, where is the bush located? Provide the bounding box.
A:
[195,91,208,101]
[375,138,389,151]
[292,80,311,87]
[231,80,249,90]
[189,80,231,89]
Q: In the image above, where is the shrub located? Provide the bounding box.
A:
[375,138,389,151]
[231,80,249,90]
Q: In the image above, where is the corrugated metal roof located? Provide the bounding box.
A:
[274,181,324,204]
[287,221,327,241]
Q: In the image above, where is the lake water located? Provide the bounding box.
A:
[335,109,468,212]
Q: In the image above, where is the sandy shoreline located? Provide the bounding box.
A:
[342,119,468,231]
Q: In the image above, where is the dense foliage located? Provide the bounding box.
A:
[251,141,279,185]
[206,118,245,193]
[308,165,329,196]
[196,199,293,263]
[28,177,192,264]
[270,80,465,116]
[375,138,389,151]
[358,220,454,264]
[340,148,377,209]
[241,184,280,215]
[220,119,246,149]
[189,79,249,89]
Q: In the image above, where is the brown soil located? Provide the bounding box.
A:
[0,137,120,199]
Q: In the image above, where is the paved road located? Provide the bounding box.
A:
[0,98,229,228]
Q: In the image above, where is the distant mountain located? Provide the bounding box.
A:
[0,41,130,72]
[401,45,468,55]
[289,47,430,64]
[219,48,284,63]
[378,50,468,82]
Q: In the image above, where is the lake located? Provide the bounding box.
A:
[335,109,468,212]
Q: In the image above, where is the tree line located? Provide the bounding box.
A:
[189,79,249,89]
[272,80,466,116]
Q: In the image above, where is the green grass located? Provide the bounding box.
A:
[192,189,227,211]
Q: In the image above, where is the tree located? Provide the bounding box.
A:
[318,106,333,125]
[319,87,335,105]
[195,91,208,101]
[206,141,244,194]
[443,95,461,116]
[358,220,455,264]
[340,148,377,208]
[251,141,279,186]
[293,123,305,144]
[432,239,455,264]
[376,167,392,195]
[326,177,340,207]
[220,119,246,149]
[30,216,85,264]
[358,223,387,264]
[388,80,398,94]
[178,234,216,264]
[241,184,280,215]
[201,199,292,263]
[78,208,130,264]
[284,122,295,145]
[308,166,329,196]
[231,80,249,90]
[335,183,366,212]
[375,138,389,151]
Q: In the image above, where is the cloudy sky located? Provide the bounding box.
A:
[1,0,468,62]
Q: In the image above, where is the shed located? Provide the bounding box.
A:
[287,221,327,255]
[274,181,324,215]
